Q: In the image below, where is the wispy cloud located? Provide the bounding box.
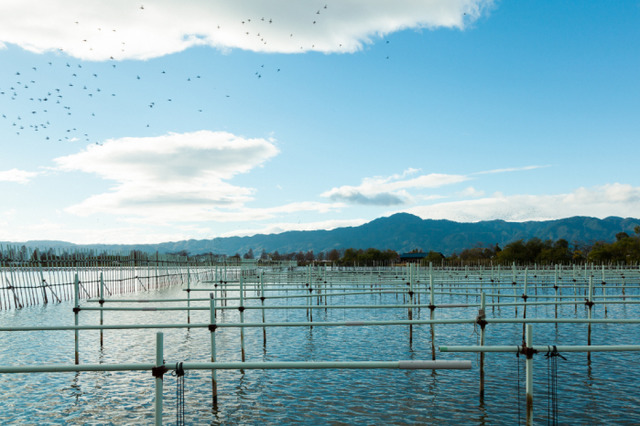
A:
[472,165,549,175]
[404,183,640,222]
[0,0,494,60]
[0,168,39,184]
[54,130,279,221]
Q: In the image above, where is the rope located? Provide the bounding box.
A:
[545,345,566,425]
[174,362,186,425]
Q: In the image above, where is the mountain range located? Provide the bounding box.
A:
[3,213,640,256]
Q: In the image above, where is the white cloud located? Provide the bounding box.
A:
[0,168,39,184]
[404,183,640,222]
[323,165,548,206]
[53,130,279,221]
[0,0,493,60]
[322,169,470,205]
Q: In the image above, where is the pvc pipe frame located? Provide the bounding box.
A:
[439,344,640,353]
[0,359,473,374]
[440,324,640,426]
[3,316,640,333]
[0,330,471,424]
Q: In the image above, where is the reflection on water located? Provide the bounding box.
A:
[0,272,639,425]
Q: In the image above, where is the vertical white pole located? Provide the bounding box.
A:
[525,324,533,426]
[239,274,245,362]
[187,266,191,325]
[587,276,594,361]
[155,332,164,426]
[479,292,486,399]
[209,294,218,405]
[261,271,266,347]
[99,272,104,346]
[74,273,80,365]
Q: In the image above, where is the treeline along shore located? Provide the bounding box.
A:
[2,225,640,268]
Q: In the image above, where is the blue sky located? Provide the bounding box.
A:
[1,1,639,244]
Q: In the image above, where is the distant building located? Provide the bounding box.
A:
[399,252,427,263]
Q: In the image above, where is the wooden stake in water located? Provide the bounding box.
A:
[37,253,48,305]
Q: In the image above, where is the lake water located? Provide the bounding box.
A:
[1,269,639,424]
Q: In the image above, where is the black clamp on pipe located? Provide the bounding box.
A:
[238,306,245,313]
[584,299,595,308]
[152,365,169,379]
[208,324,217,332]
[519,344,537,359]
[476,309,487,328]
[72,307,81,314]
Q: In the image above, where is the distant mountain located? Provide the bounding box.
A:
[4,214,640,256]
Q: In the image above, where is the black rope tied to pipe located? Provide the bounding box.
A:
[173,362,186,426]
[545,345,566,426]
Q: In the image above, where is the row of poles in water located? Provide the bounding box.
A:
[0,258,243,309]
[1,262,640,424]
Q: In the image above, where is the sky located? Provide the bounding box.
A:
[0,0,639,245]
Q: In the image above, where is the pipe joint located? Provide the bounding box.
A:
[519,345,537,359]
[151,365,169,379]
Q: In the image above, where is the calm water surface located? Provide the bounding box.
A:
[1,273,639,425]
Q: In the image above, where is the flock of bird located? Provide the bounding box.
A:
[0,3,390,145]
